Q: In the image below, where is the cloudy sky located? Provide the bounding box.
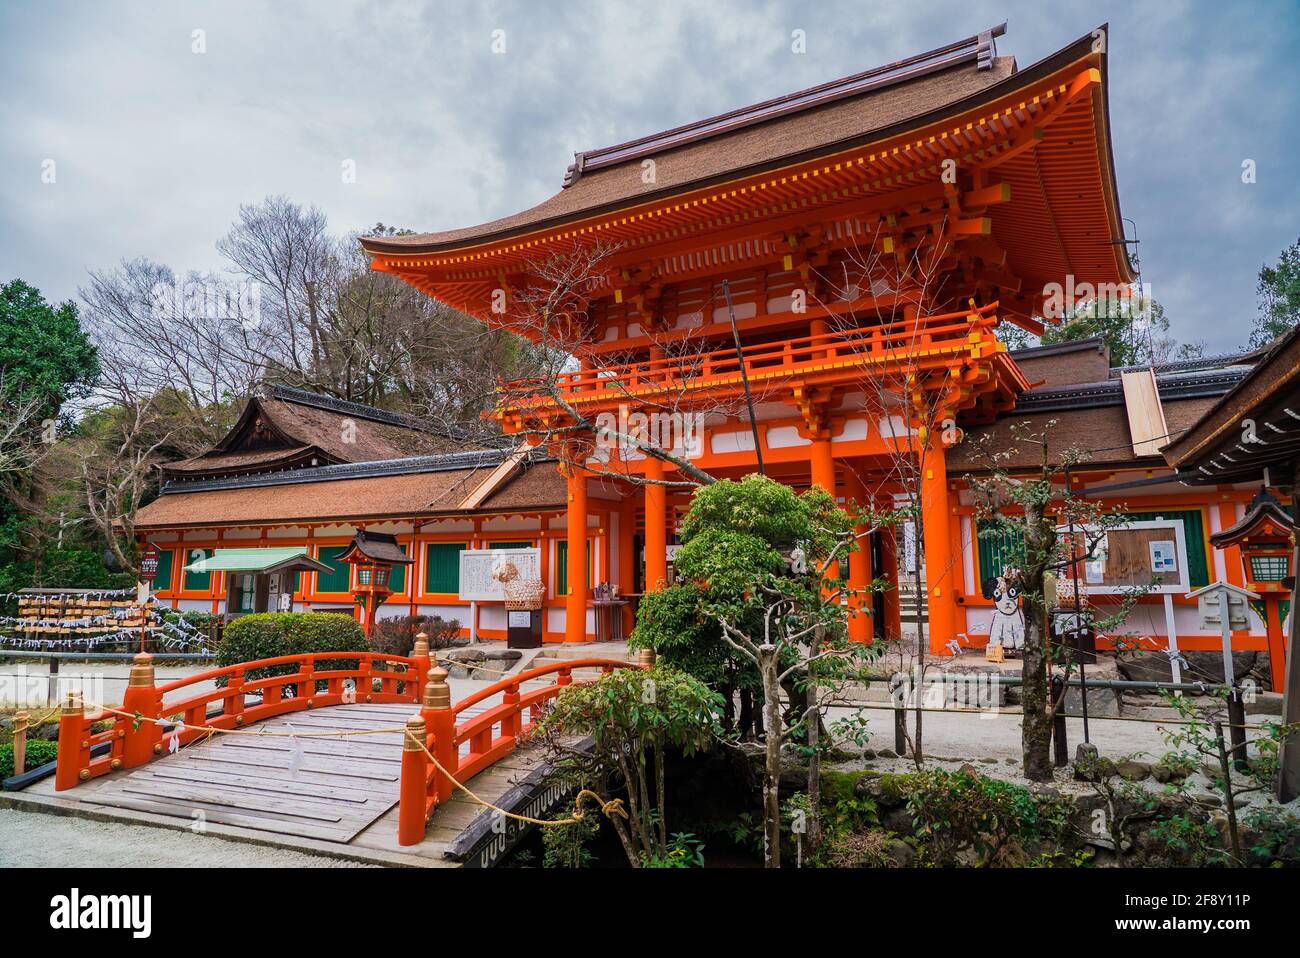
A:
[2,0,1297,353]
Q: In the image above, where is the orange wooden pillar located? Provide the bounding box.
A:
[921,443,958,654]
[565,465,589,642]
[877,498,903,642]
[1264,602,1287,693]
[810,436,840,582]
[810,436,835,497]
[617,496,637,634]
[843,471,873,644]
[644,457,667,592]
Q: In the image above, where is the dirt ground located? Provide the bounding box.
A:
[0,806,376,867]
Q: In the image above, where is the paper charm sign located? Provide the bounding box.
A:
[1149,540,1178,574]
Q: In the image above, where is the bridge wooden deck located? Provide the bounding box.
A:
[16,693,553,866]
[12,648,637,867]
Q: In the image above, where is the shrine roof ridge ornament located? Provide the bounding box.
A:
[562,23,1007,189]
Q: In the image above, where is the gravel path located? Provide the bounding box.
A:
[0,808,375,867]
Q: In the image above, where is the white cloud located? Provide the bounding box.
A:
[1,0,1297,352]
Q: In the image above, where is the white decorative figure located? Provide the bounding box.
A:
[341,679,356,705]
[166,729,180,754]
[491,558,519,583]
[982,572,1025,652]
[789,546,807,575]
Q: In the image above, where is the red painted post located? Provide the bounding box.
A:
[557,666,572,688]
[398,714,429,846]
[299,658,315,708]
[121,653,160,768]
[224,667,245,724]
[357,658,373,703]
[502,682,521,739]
[425,666,457,804]
[54,693,86,791]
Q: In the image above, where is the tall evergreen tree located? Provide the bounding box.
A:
[1250,237,1300,349]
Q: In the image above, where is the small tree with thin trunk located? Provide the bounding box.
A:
[963,420,1140,780]
[535,664,723,867]
[659,474,875,866]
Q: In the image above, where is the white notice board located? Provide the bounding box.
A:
[458,548,541,602]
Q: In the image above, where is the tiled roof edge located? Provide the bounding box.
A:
[1012,366,1250,413]
[159,449,522,495]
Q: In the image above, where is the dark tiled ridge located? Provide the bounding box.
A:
[159,449,515,495]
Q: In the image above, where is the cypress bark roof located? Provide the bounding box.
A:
[362,28,1017,254]
[162,385,477,482]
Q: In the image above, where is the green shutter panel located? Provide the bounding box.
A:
[490,541,534,550]
[975,522,1026,587]
[424,543,464,594]
[316,546,351,593]
[388,544,408,594]
[153,548,175,594]
[556,540,592,596]
[183,549,212,592]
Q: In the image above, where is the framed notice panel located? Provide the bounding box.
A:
[458,548,541,602]
[1057,519,1190,595]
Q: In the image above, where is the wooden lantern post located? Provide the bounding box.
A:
[1209,488,1295,693]
[138,542,160,653]
[339,531,414,640]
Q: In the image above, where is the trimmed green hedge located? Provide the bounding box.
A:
[215,612,368,687]
[1,740,59,778]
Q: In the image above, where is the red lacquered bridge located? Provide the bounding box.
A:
[49,637,639,861]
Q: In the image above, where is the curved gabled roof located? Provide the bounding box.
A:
[364,31,1015,254]
[161,385,471,482]
[361,25,1134,325]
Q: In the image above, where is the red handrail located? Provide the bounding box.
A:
[398,657,642,846]
[55,650,428,791]
[53,647,644,851]
[499,302,1001,403]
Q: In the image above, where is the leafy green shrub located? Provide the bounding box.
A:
[1242,807,1300,866]
[215,612,368,687]
[542,812,600,868]
[1154,751,1197,781]
[904,768,1073,866]
[536,665,723,867]
[643,832,706,868]
[0,740,59,778]
[1149,813,1227,867]
[370,614,461,657]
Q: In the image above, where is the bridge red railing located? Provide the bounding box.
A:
[55,646,430,791]
[398,657,642,846]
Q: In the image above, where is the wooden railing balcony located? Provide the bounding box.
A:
[495,303,1019,421]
